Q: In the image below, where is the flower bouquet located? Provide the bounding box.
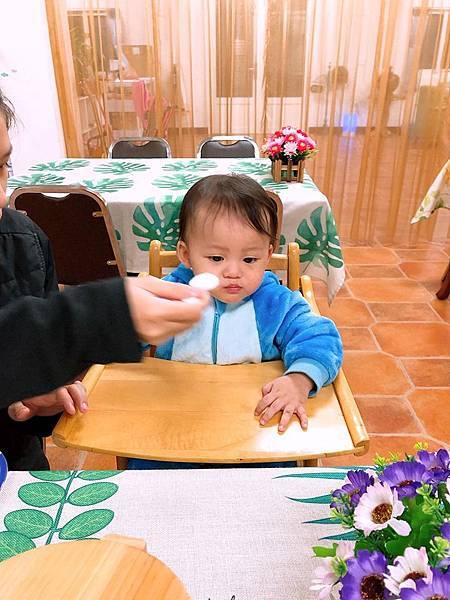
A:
[311,445,450,599]
[262,126,318,183]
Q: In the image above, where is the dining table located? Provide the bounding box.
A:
[0,466,353,599]
[6,157,345,303]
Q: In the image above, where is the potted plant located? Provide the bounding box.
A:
[262,126,318,183]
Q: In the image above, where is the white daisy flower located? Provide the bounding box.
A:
[282,126,297,136]
[283,141,298,155]
[354,481,411,536]
[310,542,355,599]
[384,547,432,595]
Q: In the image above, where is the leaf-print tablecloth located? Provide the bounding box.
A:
[0,467,350,600]
[7,158,345,302]
[411,159,450,224]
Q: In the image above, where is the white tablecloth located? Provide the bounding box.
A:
[7,158,345,302]
[0,467,351,599]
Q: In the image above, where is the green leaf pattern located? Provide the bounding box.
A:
[295,206,344,272]
[259,177,289,192]
[151,173,202,189]
[133,195,182,251]
[230,160,270,175]
[94,161,151,174]
[59,509,114,540]
[0,470,121,562]
[30,160,89,172]
[81,177,134,193]
[7,174,65,188]
[162,160,217,171]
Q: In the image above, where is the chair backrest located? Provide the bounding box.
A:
[197,136,260,159]
[9,186,126,285]
[149,239,300,291]
[108,137,172,159]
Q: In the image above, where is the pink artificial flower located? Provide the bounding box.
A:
[305,136,316,149]
[297,128,307,136]
[273,136,285,145]
[273,130,283,137]
[283,141,298,156]
[297,140,308,152]
[268,143,282,155]
[285,133,298,143]
[282,126,297,136]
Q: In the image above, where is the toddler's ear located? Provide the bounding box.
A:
[177,240,191,268]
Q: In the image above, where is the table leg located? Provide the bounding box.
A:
[436,259,450,300]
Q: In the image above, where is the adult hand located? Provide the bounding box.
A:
[8,381,88,422]
[124,276,210,345]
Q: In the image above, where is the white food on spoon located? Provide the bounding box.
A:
[189,272,219,291]
[183,272,219,304]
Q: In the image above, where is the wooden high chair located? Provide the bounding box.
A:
[53,242,369,468]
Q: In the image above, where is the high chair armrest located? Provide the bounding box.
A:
[300,275,320,315]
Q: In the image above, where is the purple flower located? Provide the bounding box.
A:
[441,522,450,541]
[332,470,374,507]
[416,450,450,486]
[399,568,450,599]
[380,461,426,498]
[341,550,388,600]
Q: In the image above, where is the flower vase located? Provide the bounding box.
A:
[271,158,305,183]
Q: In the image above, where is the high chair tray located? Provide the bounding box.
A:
[53,358,368,462]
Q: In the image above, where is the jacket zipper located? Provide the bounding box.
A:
[211,299,221,364]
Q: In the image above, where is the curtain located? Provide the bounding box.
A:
[46,0,450,245]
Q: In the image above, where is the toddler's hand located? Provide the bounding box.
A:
[8,381,88,422]
[254,373,314,433]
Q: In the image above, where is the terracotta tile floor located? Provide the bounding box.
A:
[47,243,449,470]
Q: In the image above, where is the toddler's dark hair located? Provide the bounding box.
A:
[179,174,278,245]
[0,88,16,129]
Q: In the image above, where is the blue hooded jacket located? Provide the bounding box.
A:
[156,264,343,396]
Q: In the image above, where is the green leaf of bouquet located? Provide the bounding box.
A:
[4,509,53,538]
[385,536,411,557]
[67,483,118,506]
[312,544,337,558]
[320,530,360,541]
[286,494,332,504]
[30,471,72,481]
[303,517,342,525]
[0,531,35,561]
[274,472,347,480]
[77,471,120,480]
[59,509,114,540]
[18,482,65,507]
[418,523,440,546]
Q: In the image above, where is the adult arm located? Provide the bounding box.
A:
[0,276,209,408]
[0,278,141,407]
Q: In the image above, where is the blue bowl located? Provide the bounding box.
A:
[0,452,7,491]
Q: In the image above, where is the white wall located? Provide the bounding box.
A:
[0,0,65,172]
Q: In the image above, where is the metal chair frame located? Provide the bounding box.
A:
[196,135,260,159]
[108,136,172,159]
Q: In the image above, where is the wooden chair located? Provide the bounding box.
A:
[10,186,125,284]
[197,135,260,158]
[53,240,369,468]
[108,137,172,159]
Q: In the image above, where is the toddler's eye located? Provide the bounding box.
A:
[208,256,223,262]
[243,257,257,264]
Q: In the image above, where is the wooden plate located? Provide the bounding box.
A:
[0,537,190,599]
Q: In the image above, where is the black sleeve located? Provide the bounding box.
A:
[38,228,58,295]
[0,278,142,407]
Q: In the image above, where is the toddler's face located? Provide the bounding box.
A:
[178,210,273,303]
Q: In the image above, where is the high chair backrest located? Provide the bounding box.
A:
[149,240,301,291]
